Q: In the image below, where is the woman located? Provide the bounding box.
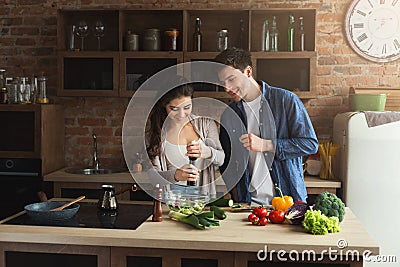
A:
[146,81,224,196]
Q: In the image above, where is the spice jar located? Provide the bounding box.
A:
[164,28,179,51]
[143,28,161,51]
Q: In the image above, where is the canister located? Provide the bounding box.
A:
[164,28,179,51]
[125,30,139,51]
[143,28,161,51]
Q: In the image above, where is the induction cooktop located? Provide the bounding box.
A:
[3,202,153,230]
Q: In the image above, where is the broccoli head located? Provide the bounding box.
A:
[314,191,346,222]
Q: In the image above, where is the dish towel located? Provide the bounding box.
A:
[364,111,400,127]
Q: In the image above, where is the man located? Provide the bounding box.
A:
[215,47,318,204]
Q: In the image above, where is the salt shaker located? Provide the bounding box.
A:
[152,184,163,222]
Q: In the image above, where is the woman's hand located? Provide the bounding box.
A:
[186,140,212,159]
[174,164,201,182]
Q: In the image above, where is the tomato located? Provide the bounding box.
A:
[248,213,258,222]
[268,210,285,224]
[248,213,260,225]
[253,207,268,218]
[251,216,259,225]
[258,216,269,226]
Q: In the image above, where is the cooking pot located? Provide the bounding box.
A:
[24,201,80,222]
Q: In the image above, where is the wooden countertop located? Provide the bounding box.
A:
[44,168,341,189]
[0,203,377,255]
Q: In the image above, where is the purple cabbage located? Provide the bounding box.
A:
[284,203,310,224]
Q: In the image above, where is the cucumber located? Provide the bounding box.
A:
[208,198,233,207]
[210,205,227,220]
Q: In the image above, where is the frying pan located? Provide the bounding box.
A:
[24,201,80,222]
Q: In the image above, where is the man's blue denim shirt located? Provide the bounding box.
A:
[219,81,318,203]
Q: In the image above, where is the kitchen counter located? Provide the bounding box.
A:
[44,168,341,199]
[0,201,378,267]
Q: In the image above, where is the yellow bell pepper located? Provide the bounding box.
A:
[272,184,294,212]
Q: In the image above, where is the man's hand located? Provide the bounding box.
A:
[239,134,273,152]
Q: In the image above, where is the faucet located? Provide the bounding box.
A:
[92,133,99,170]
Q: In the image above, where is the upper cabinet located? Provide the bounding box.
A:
[57,8,316,99]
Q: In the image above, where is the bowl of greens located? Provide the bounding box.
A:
[164,189,210,215]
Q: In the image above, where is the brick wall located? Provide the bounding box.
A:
[1,0,399,168]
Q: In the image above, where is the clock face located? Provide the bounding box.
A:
[345,0,400,62]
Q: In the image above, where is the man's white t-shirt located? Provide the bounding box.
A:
[243,94,274,205]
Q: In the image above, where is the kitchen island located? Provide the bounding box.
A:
[0,200,378,267]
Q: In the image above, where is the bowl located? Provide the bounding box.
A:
[24,202,80,222]
[349,94,387,111]
[164,190,210,214]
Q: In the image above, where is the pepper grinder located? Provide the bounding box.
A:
[152,184,163,222]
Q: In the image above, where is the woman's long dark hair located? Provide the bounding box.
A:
[146,82,194,161]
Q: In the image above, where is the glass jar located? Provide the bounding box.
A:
[0,69,8,104]
[217,29,228,52]
[164,28,179,51]
[0,69,6,89]
[37,75,49,104]
[143,28,160,51]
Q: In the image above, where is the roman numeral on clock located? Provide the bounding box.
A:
[353,23,364,28]
[382,44,387,54]
[393,0,399,6]
[356,10,367,16]
[368,0,374,8]
[380,0,385,4]
[394,39,400,49]
[357,33,368,42]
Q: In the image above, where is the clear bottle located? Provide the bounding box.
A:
[69,25,76,51]
[21,77,31,104]
[30,75,38,104]
[193,17,202,51]
[270,16,279,52]
[288,14,295,52]
[299,16,306,51]
[261,19,270,51]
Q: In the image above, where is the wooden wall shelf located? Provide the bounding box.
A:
[57,8,317,99]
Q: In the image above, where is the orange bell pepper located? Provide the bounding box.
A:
[272,184,294,212]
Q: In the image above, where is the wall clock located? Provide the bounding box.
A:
[345,0,400,63]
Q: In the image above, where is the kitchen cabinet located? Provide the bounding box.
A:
[0,206,378,267]
[0,104,64,175]
[57,8,316,99]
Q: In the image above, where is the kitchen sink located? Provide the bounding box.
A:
[64,168,126,175]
